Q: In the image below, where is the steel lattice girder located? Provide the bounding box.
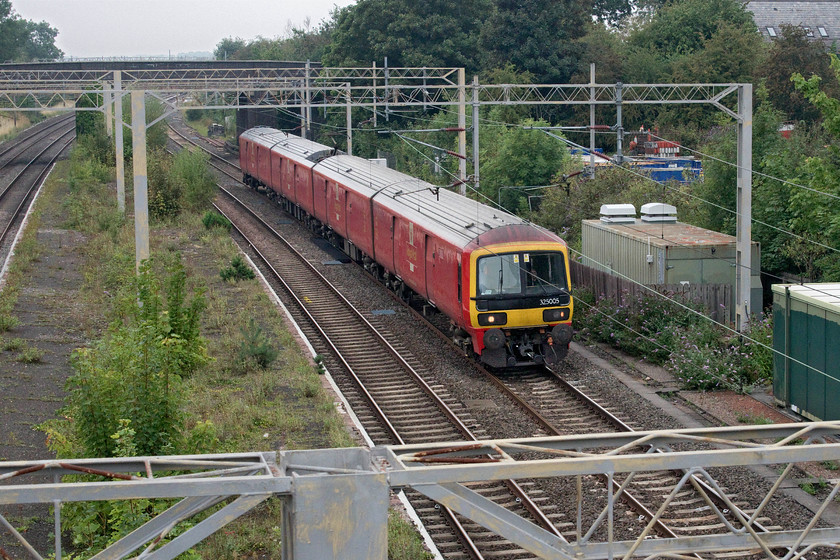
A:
[2,423,840,560]
[0,61,743,113]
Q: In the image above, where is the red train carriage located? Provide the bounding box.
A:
[240,128,574,369]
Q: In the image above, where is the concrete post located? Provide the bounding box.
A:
[104,82,113,138]
[114,71,125,213]
[735,84,753,332]
[303,60,312,140]
[615,82,624,165]
[131,90,150,269]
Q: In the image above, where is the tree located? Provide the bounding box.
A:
[592,0,635,27]
[213,37,246,60]
[0,0,61,62]
[670,22,764,84]
[479,119,569,213]
[324,0,488,72]
[787,54,840,280]
[758,25,839,122]
[479,0,588,84]
[628,0,755,58]
[215,17,336,63]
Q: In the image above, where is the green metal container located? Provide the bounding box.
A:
[772,283,840,421]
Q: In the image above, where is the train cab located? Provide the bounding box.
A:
[469,243,574,369]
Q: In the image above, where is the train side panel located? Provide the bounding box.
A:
[346,189,373,257]
[425,236,461,319]
[256,143,272,185]
[324,177,347,239]
[294,161,315,216]
[269,149,288,200]
[239,136,257,179]
[393,218,427,300]
[371,204,396,274]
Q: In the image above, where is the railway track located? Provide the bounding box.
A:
[212,185,570,559]
[0,115,75,265]
[169,122,786,558]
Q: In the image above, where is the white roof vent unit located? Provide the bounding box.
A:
[599,203,636,224]
[641,202,677,223]
[368,158,388,167]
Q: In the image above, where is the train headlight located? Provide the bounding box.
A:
[543,308,570,322]
[478,312,507,327]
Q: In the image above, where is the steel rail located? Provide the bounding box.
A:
[212,189,492,558]
[167,130,498,556]
[214,186,569,556]
[168,123,642,557]
[0,114,75,164]
[170,123,775,553]
[0,127,75,248]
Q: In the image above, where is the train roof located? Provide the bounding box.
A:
[242,128,564,249]
[240,127,335,166]
[315,154,555,248]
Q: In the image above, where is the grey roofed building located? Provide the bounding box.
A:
[747,0,840,48]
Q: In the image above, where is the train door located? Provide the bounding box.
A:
[424,235,435,304]
[326,181,346,238]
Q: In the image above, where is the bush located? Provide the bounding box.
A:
[0,312,19,332]
[237,319,278,370]
[66,258,209,458]
[148,149,180,219]
[574,288,774,392]
[171,150,216,211]
[202,211,231,231]
[220,255,255,282]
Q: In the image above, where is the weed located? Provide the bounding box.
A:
[220,254,255,282]
[821,460,839,471]
[17,346,43,363]
[800,479,828,495]
[735,413,774,425]
[2,337,24,351]
[237,319,278,370]
[388,509,433,560]
[0,314,19,332]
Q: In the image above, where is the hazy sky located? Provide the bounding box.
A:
[11,1,356,58]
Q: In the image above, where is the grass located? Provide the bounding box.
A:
[799,479,828,496]
[2,338,24,351]
[388,510,434,560]
[51,152,358,555]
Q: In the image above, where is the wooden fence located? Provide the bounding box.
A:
[570,260,733,324]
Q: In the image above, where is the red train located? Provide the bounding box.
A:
[239,127,574,369]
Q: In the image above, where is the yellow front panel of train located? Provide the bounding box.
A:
[468,242,572,329]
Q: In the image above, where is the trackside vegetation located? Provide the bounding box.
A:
[573,289,773,393]
[3,111,431,559]
[24,114,428,558]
